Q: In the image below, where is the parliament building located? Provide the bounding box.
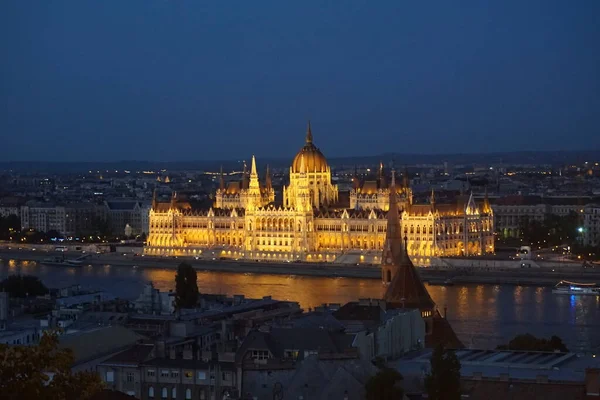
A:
[145,123,494,265]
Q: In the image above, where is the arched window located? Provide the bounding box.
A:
[172,388,177,398]
[148,387,154,398]
[185,389,192,399]
[162,387,167,398]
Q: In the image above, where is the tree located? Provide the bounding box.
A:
[365,367,404,400]
[425,344,462,400]
[0,214,20,238]
[0,275,49,298]
[175,262,199,309]
[497,333,568,352]
[0,330,104,400]
[90,217,111,237]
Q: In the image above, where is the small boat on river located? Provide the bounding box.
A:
[41,256,83,268]
[552,280,600,295]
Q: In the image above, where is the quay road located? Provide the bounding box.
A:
[1,248,599,287]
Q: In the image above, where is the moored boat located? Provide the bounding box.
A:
[41,256,83,268]
[552,280,600,295]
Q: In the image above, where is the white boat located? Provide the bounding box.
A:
[41,256,83,268]
[552,280,600,295]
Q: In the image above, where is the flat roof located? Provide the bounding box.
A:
[394,348,600,384]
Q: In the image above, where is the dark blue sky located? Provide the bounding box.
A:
[1,1,599,162]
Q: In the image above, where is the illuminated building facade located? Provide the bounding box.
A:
[146,123,494,264]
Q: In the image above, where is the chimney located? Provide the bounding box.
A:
[585,368,600,397]
[155,340,166,358]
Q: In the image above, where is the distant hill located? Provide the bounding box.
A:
[1,150,599,173]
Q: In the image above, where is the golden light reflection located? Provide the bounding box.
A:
[144,268,383,309]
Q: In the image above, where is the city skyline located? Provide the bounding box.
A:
[2,1,600,162]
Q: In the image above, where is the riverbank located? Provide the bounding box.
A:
[1,249,599,286]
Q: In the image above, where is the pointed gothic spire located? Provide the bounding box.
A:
[152,189,157,209]
[483,186,491,213]
[249,155,260,190]
[465,190,477,215]
[306,120,313,144]
[170,191,177,209]
[382,164,435,310]
[430,188,436,209]
[265,165,272,190]
[251,155,257,176]
[383,168,402,262]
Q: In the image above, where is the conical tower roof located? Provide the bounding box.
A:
[383,172,435,310]
[265,165,272,190]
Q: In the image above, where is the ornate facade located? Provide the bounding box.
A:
[146,123,494,265]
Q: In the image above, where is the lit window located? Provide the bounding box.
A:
[251,350,269,361]
[197,371,206,380]
[184,370,193,379]
[162,387,167,398]
[185,389,192,400]
[172,388,177,398]
[149,387,154,398]
[105,371,114,382]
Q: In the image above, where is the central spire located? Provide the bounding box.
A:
[251,155,257,176]
[249,155,260,190]
[306,120,313,144]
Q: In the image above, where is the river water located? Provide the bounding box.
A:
[2,259,599,352]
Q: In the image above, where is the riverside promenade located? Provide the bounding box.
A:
[1,248,600,286]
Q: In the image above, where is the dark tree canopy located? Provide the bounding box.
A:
[0,214,21,240]
[365,367,404,400]
[518,211,580,247]
[497,333,569,352]
[175,262,199,309]
[0,275,49,298]
[0,330,104,400]
[425,344,462,400]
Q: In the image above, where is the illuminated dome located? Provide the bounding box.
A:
[291,122,329,173]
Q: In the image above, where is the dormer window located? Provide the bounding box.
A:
[251,349,269,361]
[284,349,299,360]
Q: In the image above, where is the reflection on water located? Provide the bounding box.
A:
[1,259,599,352]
